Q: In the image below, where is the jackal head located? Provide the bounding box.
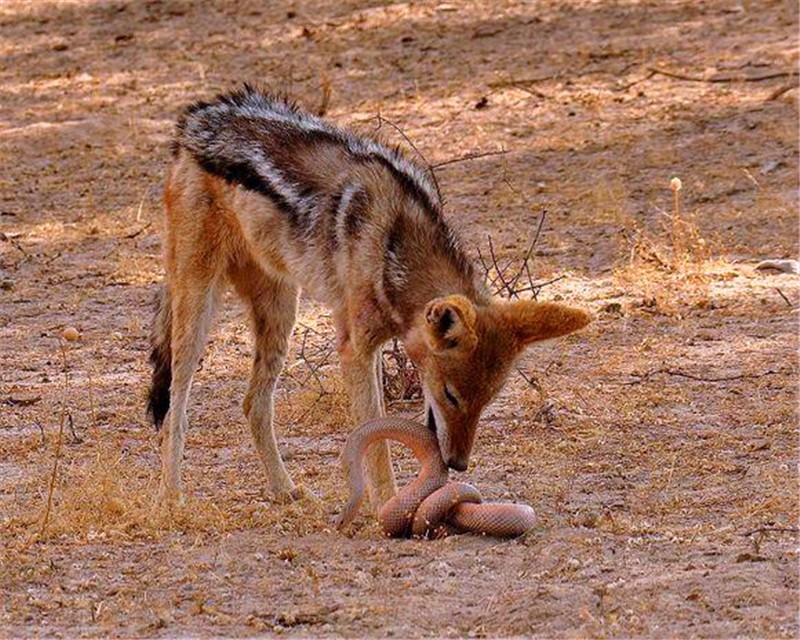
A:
[404,294,591,471]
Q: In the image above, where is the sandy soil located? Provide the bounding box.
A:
[1,0,798,637]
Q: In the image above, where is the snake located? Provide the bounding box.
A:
[335,417,537,539]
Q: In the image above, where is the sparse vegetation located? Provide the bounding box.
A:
[1,0,797,638]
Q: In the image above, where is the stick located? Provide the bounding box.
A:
[766,82,798,101]
[375,113,442,206]
[506,210,547,294]
[624,367,791,385]
[431,149,507,169]
[514,274,567,295]
[487,234,514,297]
[35,420,46,446]
[516,367,542,392]
[125,221,152,239]
[648,67,798,84]
[742,526,799,537]
[0,231,31,259]
[775,288,793,308]
[41,339,71,536]
[616,70,657,91]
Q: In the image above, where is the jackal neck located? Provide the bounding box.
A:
[380,235,490,335]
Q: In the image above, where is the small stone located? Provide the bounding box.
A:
[577,510,600,528]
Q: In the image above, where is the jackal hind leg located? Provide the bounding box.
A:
[158,265,222,509]
[229,260,300,501]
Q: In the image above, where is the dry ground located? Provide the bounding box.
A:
[1,0,798,637]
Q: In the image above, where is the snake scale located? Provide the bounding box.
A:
[336,417,536,539]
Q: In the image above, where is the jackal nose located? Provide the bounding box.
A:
[447,457,468,472]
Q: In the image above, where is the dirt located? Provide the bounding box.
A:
[1,0,798,637]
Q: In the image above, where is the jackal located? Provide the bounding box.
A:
[148,86,591,509]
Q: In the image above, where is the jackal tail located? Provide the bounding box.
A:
[147,284,172,429]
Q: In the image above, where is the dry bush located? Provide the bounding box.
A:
[381,338,422,406]
[612,178,723,314]
[622,178,711,272]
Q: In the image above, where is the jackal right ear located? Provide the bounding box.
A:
[505,300,592,348]
[423,295,477,354]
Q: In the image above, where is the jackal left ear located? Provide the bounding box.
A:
[505,300,592,347]
[423,294,478,353]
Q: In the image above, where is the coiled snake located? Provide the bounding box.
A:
[336,417,536,539]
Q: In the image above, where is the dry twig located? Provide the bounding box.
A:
[431,149,507,169]
[41,340,72,536]
[477,212,563,300]
[647,67,798,83]
[742,526,799,537]
[623,367,792,386]
[766,81,798,101]
[375,113,443,206]
[775,288,793,308]
[125,222,152,239]
[381,338,421,404]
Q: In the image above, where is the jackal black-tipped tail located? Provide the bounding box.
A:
[147,284,172,429]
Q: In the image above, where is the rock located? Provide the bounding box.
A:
[754,259,799,274]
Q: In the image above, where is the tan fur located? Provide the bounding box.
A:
[156,147,591,510]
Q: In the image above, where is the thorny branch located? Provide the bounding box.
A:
[506,211,547,294]
[623,367,793,386]
[279,324,338,424]
[476,211,564,300]
[431,149,508,169]
[382,338,422,403]
[374,112,443,206]
[284,323,336,395]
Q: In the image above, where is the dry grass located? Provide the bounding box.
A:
[1,0,797,636]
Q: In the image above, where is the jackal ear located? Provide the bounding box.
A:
[423,294,478,353]
[505,300,592,347]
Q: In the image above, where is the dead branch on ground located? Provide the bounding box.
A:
[284,323,336,397]
[775,288,793,308]
[623,367,793,386]
[647,67,798,84]
[742,526,799,537]
[40,339,72,536]
[767,81,798,101]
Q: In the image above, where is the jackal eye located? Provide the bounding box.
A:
[443,385,460,408]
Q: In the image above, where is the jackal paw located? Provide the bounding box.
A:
[155,483,185,513]
[274,484,319,504]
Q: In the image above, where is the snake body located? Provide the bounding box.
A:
[336,417,536,539]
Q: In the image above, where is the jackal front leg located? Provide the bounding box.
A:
[339,336,397,511]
